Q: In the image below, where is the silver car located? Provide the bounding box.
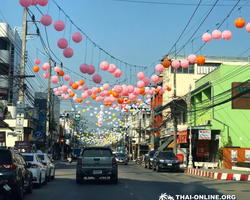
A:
[114,153,128,165]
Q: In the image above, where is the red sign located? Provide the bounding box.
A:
[177,154,183,162]
[178,130,187,144]
[0,132,6,143]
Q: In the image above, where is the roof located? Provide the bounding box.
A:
[0,120,14,131]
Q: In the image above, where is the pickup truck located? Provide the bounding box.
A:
[76,146,118,184]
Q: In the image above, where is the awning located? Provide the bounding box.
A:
[167,140,179,148]
[157,136,173,151]
[0,120,14,131]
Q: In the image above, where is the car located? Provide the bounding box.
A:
[114,153,128,165]
[22,153,46,188]
[36,153,55,182]
[0,147,33,200]
[152,151,180,172]
[76,146,118,184]
[144,150,156,169]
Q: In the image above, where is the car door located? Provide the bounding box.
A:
[36,155,46,182]
[152,151,159,168]
[15,154,29,189]
[46,155,54,176]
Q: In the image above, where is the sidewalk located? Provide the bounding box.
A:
[186,168,250,181]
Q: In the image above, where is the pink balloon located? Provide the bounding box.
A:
[181,59,189,68]
[19,0,32,7]
[137,81,145,88]
[103,91,108,96]
[80,64,89,74]
[63,48,74,58]
[73,96,78,102]
[104,97,110,102]
[72,32,82,43]
[81,93,88,99]
[100,61,109,71]
[31,0,39,6]
[51,75,58,84]
[78,86,83,91]
[113,69,122,78]
[147,95,151,99]
[87,65,95,75]
[100,92,105,97]
[222,30,232,40]
[163,85,168,90]
[143,78,150,86]
[127,85,134,93]
[172,60,180,69]
[34,58,41,65]
[129,93,136,100]
[83,85,89,91]
[114,85,123,93]
[53,88,58,92]
[157,86,162,90]
[54,20,65,32]
[212,30,221,40]
[96,97,100,102]
[100,97,105,101]
[69,81,74,86]
[137,72,145,80]
[57,87,62,91]
[38,0,48,6]
[137,99,141,103]
[98,122,102,125]
[86,101,90,105]
[61,94,65,98]
[155,64,164,73]
[160,90,165,94]
[62,85,68,91]
[43,72,49,78]
[151,75,159,83]
[54,66,61,73]
[67,89,72,93]
[202,32,212,43]
[92,74,102,84]
[64,95,69,100]
[41,14,52,26]
[103,83,110,90]
[108,64,116,73]
[246,23,250,33]
[64,75,70,81]
[57,38,68,49]
[87,90,92,96]
[111,97,116,103]
[133,88,140,95]
[55,91,60,96]
[113,104,117,108]
[148,90,153,95]
[151,88,155,92]
[92,87,98,94]
[188,54,196,64]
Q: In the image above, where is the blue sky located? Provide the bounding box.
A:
[1,0,250,130]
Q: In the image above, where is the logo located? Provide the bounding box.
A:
[159,193,175,200]
[33,131,44,139]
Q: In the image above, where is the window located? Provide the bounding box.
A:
[37,154,45,161]
[23,155,34,162]
[0,39,9,50]
[82,148,112,157]
[197,63,220,74]
[171,64,195,74]
[0,150,12,164]
[158,152,176,158]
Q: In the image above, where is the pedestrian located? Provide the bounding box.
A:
[67,153,72,164]
[36,147,42,153]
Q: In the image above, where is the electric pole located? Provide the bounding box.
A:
[187,84,193,168]
[173,67,178,156]
[137,110,141,158]
[45,59,51,153]
[151,94,155,150]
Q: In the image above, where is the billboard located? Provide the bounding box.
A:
[232,82,250,109]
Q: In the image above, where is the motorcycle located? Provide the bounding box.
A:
[0,180,11,200]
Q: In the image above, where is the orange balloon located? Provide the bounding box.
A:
[91,94,97,99]
[79,80,85,85]
[112,91,119,98]
[235,17,245,29]
[108,102,112,106]
[155,89,159,94]
[107,90,113,96]
[72,83,78,90]
[98,88,101,93]
[142,91,146,96]
[127,100,131,104]
[58,70,64,76]
[117,98,123,104]
[196,55,206,65]
[70,92,75,97]
[167,86,171,91]
[33,66,39,73]
[105,102,109,106]
[132,99,136,103]
[77,98,83,103]
[162,60,171,68]
[140,88,145,94]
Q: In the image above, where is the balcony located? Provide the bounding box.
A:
[0,50,10,64]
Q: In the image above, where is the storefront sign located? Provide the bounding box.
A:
[0,132,6,143]
[198,130,211,140]
[15,141,31,150]
[232,82,250,109]
[231,150,238,162]
[245,150,250,163]
[188,126,206,130]
[178,130,187,143]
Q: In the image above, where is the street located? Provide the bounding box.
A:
[23,162,249,200]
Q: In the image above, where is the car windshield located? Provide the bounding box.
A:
[0,150,12,164]
[158,152,176,159]
[149,151,156,157]
[116,153,126,157]
[82,149,112,157]
[23,155,34,162]
[37,154,45,160]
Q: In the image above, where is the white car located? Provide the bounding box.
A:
[22,153,46,188]
[36,153,56,181]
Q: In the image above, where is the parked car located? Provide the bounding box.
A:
[22,153,46,188]
[0,147,33,200]
[152,151,180,172]
[76,147,118,184]
[36,153,55,182]
[144,150,156,169]
[114,153,128,165]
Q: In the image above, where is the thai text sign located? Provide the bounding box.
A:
[232,82,250,109]
[198,130,211,140]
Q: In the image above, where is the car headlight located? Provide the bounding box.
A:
[159,159,164,163]
[150,158,153,161]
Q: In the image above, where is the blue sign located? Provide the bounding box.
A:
[33,131,44,139]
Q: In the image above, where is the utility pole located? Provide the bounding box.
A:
[45,59,51,153]
[187,84,193,168]
[137,110,142,158]
[151,94,155,150]
[173,67,178,156]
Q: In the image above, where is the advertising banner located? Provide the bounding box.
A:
[231,150,238,162]
[198,130,211,140]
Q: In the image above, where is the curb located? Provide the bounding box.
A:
[186,168,250,181]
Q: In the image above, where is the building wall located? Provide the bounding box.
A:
[192,64,250,148]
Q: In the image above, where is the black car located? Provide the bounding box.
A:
[152,151,180,172]
[0,147,33,200]
[144,150,156,169]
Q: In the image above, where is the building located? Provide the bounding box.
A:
[190,63,250,165]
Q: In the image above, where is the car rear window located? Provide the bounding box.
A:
[149,151,156,157]
[23,155,34,162]
[159,152,176,159]
[82,149,112,157]
[116,153,126,157]
[37,155,45,160]
[0,150,12,164]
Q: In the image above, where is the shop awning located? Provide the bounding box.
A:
[157,136,173,151]
[167,140,179,148]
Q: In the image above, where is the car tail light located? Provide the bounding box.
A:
[1,164,16,170]
[43,162,47,166]
[112,158,116,162]
[0,180,8,186]
[78,158,82,163]
[31,164,38,168]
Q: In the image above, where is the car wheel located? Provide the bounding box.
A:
[37,174,42,188]
[110,172,118,184]
[51,169,55,179]
[156,165,161,172]
[26,179,33,194]
[152,164,156,171]
[14,181,24,200]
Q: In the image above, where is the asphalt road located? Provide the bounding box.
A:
[23,161,250,200]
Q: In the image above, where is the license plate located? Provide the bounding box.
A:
[3,184,11,191]
[167,163,172,166]
[93,170,102,174]
[119,160,123,162]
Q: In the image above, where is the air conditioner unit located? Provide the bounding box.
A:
[204,120,212,125]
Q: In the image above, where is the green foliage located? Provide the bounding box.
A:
[234,162,250,168]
